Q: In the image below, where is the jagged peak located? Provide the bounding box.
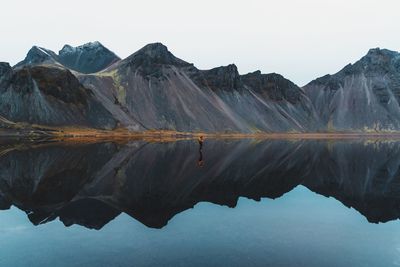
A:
[27,46,55,58]
[242,70,287,80]
[14,46,58,68]
[366,47,398,57]
[59,41,115,55]
[194,63,242,91]
[242,70,298,87]
[360,47,399,67]
[207,64,240,76]
[245,70,262,76]
[137,42,170,57]
[60,44,74,53]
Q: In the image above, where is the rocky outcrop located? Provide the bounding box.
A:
[192,64,243,92]
[0,62,12,80]
[304,48,400,131]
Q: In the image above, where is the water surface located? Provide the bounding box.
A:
[0,139,400,266]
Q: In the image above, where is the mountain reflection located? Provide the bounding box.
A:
[0,138,399,229]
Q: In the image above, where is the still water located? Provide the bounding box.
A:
[0,139,400,266]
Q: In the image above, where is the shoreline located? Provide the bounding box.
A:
[4,127,400,141]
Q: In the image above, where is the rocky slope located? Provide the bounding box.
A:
[81,43,320,132]
[0,63,117,129]
[304,48,400,132]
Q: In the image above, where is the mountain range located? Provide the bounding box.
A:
[1,42,400,134]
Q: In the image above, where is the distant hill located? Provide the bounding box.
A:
[304,48,400,132]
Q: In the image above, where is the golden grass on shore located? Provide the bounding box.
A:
[5,122,400,142]
[43,126,400,142]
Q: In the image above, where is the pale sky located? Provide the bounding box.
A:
[1,0,399,86]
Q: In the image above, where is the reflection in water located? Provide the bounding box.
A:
[198,136,204,167]
[198,146,204,167]
[0,139,400,229]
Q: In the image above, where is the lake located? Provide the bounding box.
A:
[0,138,400,267]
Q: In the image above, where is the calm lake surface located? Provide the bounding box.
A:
[1,138,400,267]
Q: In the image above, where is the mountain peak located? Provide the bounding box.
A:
[366,47,398,57]
[58,41,120,74]
[361,47,399,67]
[137,42,170,57]
[115,42,191,75]
[59,41,110,56]
[60,44,74,53]
[15,46,58,68]
[128,42,190,66]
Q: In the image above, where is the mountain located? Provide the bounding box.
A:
[304,48,400,132]
[4,42,400,133]
[0,139,399,229]
[15,42,120,74]
[80,42,320,132]
[0,63,117,129]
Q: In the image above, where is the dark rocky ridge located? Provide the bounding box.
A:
[191,64,243,92]
[242,71,303,104]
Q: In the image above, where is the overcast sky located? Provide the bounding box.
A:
[1,0,399,86]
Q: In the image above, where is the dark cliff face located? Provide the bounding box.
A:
[187,66,320,132]
[241,71,303,104]
[304,48,400,131]
[15,42,120,74]
[0,65,117,129]
[1,139,400,229]
[192,64,243,92]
